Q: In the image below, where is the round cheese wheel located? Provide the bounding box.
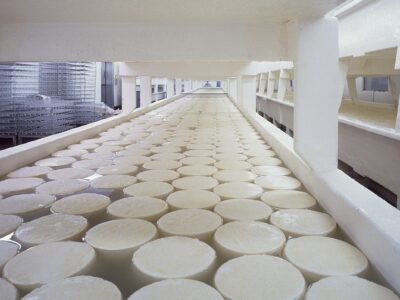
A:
[72,159,112,170]
[214,160,252,171]
[254,175,301,190]
[283,236,369,282]
[214,146,243,154]
[177,165,218,176]
[117,148,151,157]
[0,241,19,272]
[7,166,52,178]
[91,175,137,189]
[213,199,272,222]
[243,149,275,157]
[214,255,305,300]
[184,150,216,157]
[97,165,138,175]
[167,190,221,210]
[251,165,291,176]
[132,236,216,285]
[22,276,122,300]
[3,241,96,292]
[261,190,317,209]
[0,215,22,238]
[114,155,151,166]
[213,153,248,161]
[143,160,182,170]
[150,146,182,154]
[81,152,114,160]
[36,179,89,196]
[150,153,185,161]
[15,214,88,247]
[128,279,223,300]
[186,144,215,150]
[69,143,99,150]
[305,276,400,300]
[157,209,222,241]
[94,145,124,153]
[247,156,282,166]
[213,182,263,199]
[0,278,18,300]
[35,157,76,167]
[172,176,219,190]
[180,157,216,165]
[137,170,180,182]
[0,178,44,195]
[52,149,87,157]
[47,168,95,180]
[213,170,256,182]
[270,209,337,237]
[0,194,55,218]
[124,182,174,198]
[107,196,168,222]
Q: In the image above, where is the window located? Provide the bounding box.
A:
[363,77,388,92]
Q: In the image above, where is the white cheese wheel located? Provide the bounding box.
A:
[213,153,248,161]
[184,150,216,157]
[117,148,151,157]
[270,209,337,237]
[261,190,317,209]
[283,236,369,282]
[0,241,19,272]
[0,178,44,195]
[132,236,216,285]
[0,194,55,218]
[0,215,22,237]
[81,152,114,160]
[213,199,272,222]
[243,149,275,157]
[180,156,216,165]
[177,165,218,176]
[172,176,219,190]
[213,170,256,182]
[47,168,95,180]
[128,279,223,300]
[213,182,263,199]
[214,160,252,170]
[72,159,112,170]
[214,255,306,300]
[36,179,89,196]
[52,149,87,157]
[247,156,282,166]
[254,175,301,190]
[143,160,182,170]
[150,146,182,153]
[150,152,185,161]
[35,157,76,167]
[124,182,174,198]
[114,155,151,166]
[69,143,99,150]
[22,276,122,300]
[137,170,180,182]
[157,209,222,241]
[251,165,291,176]
[94,145,124,153]
[0,278,18,300]
[15,214,88,247]
[3,241,96,292]
[97,165,138,175]
[107,196,168,222]
[7,166,52,178]
[51,193,111,219]
[186,144,215,150]
[167,190,221,210]
[305,276,400,300]
[91,175,137,189]
[214,146,243,153]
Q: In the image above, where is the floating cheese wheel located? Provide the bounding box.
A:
[124,182,174,198]
[213,153,248,161]
[7,166,52,178]
[143,160,182,170]
[247,156,282,166]
[270,209,337,237]
[47,168,95,180]
[261,190,317,209]
[251,165,291,176]
[0,241,19,272]
[15,214,88,247]
[243,149,275,157]
[214,255,306,300]
[213,182,263,199]
[184,150,216,157]
[0,278,18,300]
[137,170,180,182]
[0,194,55,219]
[167,190,221,210]
[214,160,252,170]
[103,140,131,146]
[283,236,369,282]
[213,170,256,182]
[132,236,216,286]
[214,146,243,154]
[172,176,218,190]
[305,276,400,300]
[254,175,301,190]
[81,152,114,160]
[0,215,22,237]
[36,179,89,196]
[150,146,182,153]
[97,165,138,175]
[51,193,111,219]
[107,197,164,222]
[52,149,87,157]
[117,148,151,157]
[157,209,222,241]
[180,157,216,165]
[72,159,112,170]
[35,157,76,167]
[214,221,286,260]
[69,143,99,150]
[114,155,151,166]
[0,178,44,195]
[213,199,272,222]
[91,175,137,189]
[3,241,96,292]
[22,276,122,300]
[94,145,124,153]
[128,279,223,300]
[186,144,215,150]
[177,165,218,176]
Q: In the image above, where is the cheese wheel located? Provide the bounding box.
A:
[251,165,291,176]
[186,144,215,150]
[167,190,221,210]
[132,236,216,285]
[243,149,275,157]
[15,214,88,247]
[213,199,272,222]
[137,170,180,182]
[214,255,306,300]
[35,157,76,167]
[0,278,18,300]
[213,153,248,161]
[107,196,168,222]
[52,149,87,157]
[150,146,182,153]
[283,236,369,282]
[47,168,95,180]
[22,276,122,300]
[36,179,89,196]
[151,153,185,161]
[7,166,52,178]
[214,160,252,170]
[177,165,218,176]
[91,175,137,189]
[114,155,151,166]
[81,152,114,160]
[143,160,182,170]
[305,276,400,300]
[157,209,222,241]
[180,157,216,165]
[247,156,282,166]
[172,176,219,190]
[72,159,112,170]
[184,150,216,157]
[213,170,256,182]
[261,190,317,209]
[0,241,19,272]
[117,148,151,157]
[0,194,55,218]
[3,241,96,292]
[0,215,22,238]
[128,279,223,300]
[97,165,139,175]
[124,182,174,198]
[214,146,243,153]
[69,143,99,150]
[0,178,44,195]
[254,175,301,190]
[270,209,337,237]
[94,145,124,153]
[213,182,263,199]
[51,193,111,219]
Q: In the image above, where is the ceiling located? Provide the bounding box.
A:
[0,0,344,25]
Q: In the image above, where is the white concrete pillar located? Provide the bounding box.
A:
[293,17,346,173]
[277,69,290,100]
[228,78,238,101]
[167,79,175,98]
[139,76,152,108]
[347,77,358,101]
[175,79,182,95]
[266,71,278,98]
[95,62,102,103]
[258,73,267,95]
[237,75,257,113]
[184,80,191,92]
[121,76,137,113]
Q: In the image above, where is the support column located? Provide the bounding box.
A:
[293,17,345,172]
[266,71,278,98]
[277,69,290,100]
[228,78,237,102]
[184,80,191,92]
[258,73,267,95]
[167,79,175,98]
[175,79,182,95]
[139,76,152,108]
[121,76,137,113]
[347,77,358,101]
[237,75,257,113]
